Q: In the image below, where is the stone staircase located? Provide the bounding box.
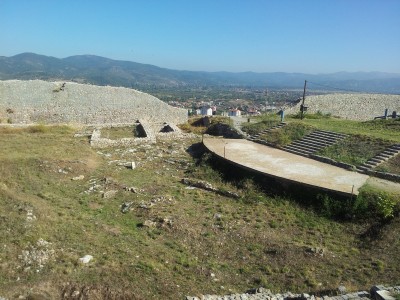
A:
[356,143,400,172]
[247,122,286,145]
[283,130,348,157]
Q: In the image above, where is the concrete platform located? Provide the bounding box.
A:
[203,137,370,196]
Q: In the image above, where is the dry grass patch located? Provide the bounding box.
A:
[1,125,400,299]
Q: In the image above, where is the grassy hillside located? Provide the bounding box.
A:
[243,114,400,170]
[0,124,399,299]
[243,113,400,142]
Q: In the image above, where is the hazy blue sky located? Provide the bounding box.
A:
[1,0,399,73]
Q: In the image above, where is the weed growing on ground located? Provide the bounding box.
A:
[100,126,139,139]
[257,123,315,147]
[1,124,400,299]
[289,111,332,120]
[317,135,393,166]
[287,117,400,142]
[356,185,399,220]
[27,124,49,133]
[241,120,281,135]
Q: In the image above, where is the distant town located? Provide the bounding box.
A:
[144,86,329,117]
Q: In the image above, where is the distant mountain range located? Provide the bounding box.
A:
[1,53,399,93]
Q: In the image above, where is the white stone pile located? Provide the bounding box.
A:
[0,80,188,125]
[285,93,400,120]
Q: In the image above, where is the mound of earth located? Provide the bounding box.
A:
[286,93,400,120]
[0,80,187,125]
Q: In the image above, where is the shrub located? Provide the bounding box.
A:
[28,124,48,133]
[355,187,398,220]
[317,193,354,218]
[289,111,332,119]
[376,195,396,219]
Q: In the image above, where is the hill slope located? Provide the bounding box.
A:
[0,80,187,124]
[1,125,400,299]
[285,93,400,120]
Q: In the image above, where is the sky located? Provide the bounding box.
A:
[1,0,399,74]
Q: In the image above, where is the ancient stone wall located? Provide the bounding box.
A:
[186,285,400,300]
[0,80,188,125]
[88,121,196,148]
[90,122,156,148]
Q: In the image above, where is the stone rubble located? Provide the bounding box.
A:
[120,202,134,213]
[186,285,400,300]
[138,196,175,209]
[181,178,240,199]
[0,80,188,125]
[102,190,118,199]
[89,121,195,148]
[72,175,85,181]
[18,239,55,272]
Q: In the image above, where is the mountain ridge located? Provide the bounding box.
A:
[1,52,399,93]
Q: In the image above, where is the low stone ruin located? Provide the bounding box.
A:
[89,121,194,148]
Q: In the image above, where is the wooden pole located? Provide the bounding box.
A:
[301,80,307,120]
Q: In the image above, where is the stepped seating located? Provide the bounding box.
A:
[356,144,400,172]
[247,122,286,144]
[283,130,348,157]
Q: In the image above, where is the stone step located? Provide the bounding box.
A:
[363,162,377,168]
[300,138,334,148]
[309,130,347,140]
[307,130,345,139]
[315,129,347,137]
[284,144,314,153]
[356,166,370,172]
[284,148,310,157]
[362,144,400,168]
[293,139,333,148]
[288,144,321,153]
[306,136,343,145]
[375,154,391,161]
[292,139,322,147]
[282,130,348,159]
[381,150,400,155]
[284,144,317,154]
[369,158,385,164]
[376,153,393,159]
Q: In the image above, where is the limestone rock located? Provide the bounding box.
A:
[102,190,118,199]
[143,220,157,228]
[78,255,93,264]
[120,202,133,213]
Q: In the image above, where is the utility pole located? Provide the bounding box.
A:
[300,80,307,120]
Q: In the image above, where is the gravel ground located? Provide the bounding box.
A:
[0,80,187,125]
[285,93,400,120]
